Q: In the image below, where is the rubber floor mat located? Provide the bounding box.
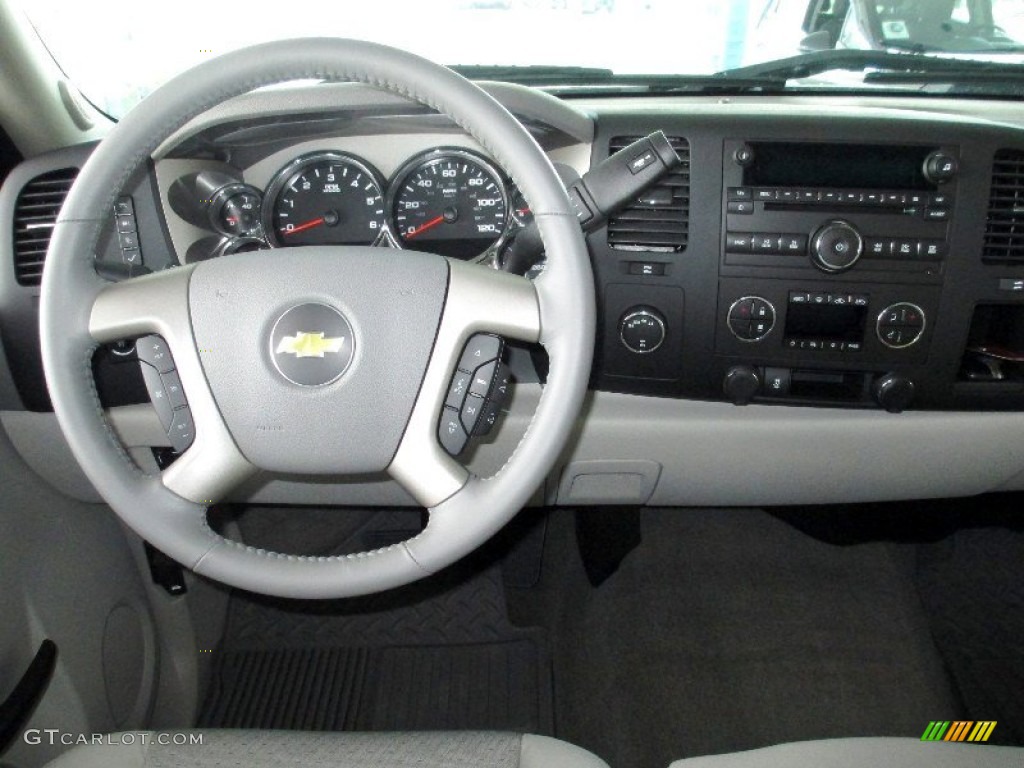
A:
[201,511,553,735]
[198,639,551,733]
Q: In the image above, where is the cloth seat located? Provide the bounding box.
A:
[669,737,1023,767]
[43,730,609,768]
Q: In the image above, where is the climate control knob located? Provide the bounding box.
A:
[724,365,761,406]
[873,373,916,413]
[811,220,863,273]
[620,307,666,354]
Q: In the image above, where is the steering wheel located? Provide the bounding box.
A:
[39,39,594,599]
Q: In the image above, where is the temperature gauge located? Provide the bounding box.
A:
[210,183,263,238]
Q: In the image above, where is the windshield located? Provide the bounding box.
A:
[17,0,1024,118]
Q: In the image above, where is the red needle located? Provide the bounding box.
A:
[281,217,325,236]
[406,215,445,239]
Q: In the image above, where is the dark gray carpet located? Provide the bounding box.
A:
[202,508,553,735]
[916,524,1024,746]
[507,509,962,768]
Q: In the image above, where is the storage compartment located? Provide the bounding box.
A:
[955,304,1024,408]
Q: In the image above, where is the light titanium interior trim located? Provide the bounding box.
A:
[388,258,541,508]
[89,267,256,502]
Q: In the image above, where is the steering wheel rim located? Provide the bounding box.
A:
[39,38,595,599]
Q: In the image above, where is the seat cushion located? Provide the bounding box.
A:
[44,731,608,768]
[670,737,1023,767]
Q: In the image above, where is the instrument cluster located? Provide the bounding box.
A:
[178,147,530,262]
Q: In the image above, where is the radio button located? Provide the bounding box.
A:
[752,234,781,253]
[728,187,752,201]
[810,292,829,304]
[780,234,808,254]
[919,240,946,259]
[893,239,918,258]
[798,190,819,203]
[883,192,905,206]
[840,191,863,204]
[864,192,883,205]
[728,201,754,214]
[828,294,852,306]
[865,238,892,258]
[825,340,843,352]
[851,294,870,307]
[789,292,811,304]
[907,192,927,206]
[929,192,952,206]
[843,341,863,352]
[924,208,950,222]
[754,188,776,201]
[725,233,752,252]
[821,190,840,204]
[778,189,798,202]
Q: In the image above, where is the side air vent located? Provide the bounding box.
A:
[12,167,78,286]
[983,149,1024,265]
[606,135,689,252]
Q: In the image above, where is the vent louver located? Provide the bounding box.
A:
[12,167,78,286]
[983,149,1024,265]
[606,136,689,252]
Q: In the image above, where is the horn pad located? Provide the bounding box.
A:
[188,247,448,475]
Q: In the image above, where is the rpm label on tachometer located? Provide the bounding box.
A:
[265,152,387,247]
[389,149,509,260]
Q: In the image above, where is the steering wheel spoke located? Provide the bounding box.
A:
[388,260,539,507]
[90,268,255,504]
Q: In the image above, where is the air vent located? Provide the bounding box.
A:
[983,149,1024,265]
[606,136,689,252]
[12,167,78,286]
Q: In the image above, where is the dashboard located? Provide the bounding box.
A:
[2,82,1024,509]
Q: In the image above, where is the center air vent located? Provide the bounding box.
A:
[607,136,689,252]
[983,149,1024,265]
[12,167,78,286]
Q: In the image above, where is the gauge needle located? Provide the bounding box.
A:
[406,215,445,239]
[281,217,325,236]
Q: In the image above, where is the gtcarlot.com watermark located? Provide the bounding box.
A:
[24,730,204,747]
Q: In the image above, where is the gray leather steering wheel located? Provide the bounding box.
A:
[39,39,595,599]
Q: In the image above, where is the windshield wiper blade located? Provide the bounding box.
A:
[451,65,791,94]
[720,49,1024,82]
[450,65,616,86]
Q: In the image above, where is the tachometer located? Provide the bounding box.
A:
[388,149,509,259]
[264,152,386,247]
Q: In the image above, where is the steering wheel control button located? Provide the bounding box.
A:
[140,362,174,429]
[469,360,498,399]
[438,407,468,457]
[167,407,196,453]
[162,370,187,410]
[269,303,355,387]
[445,370,472,410]
[137,335,175,373]
[727,296,775,342]
[457,333,503,373]
[461,395,485,433]
[620,308,666,354]
[811,220,863,273]
[876,302,927,349]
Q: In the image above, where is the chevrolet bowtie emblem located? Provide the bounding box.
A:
[275,331,345,358]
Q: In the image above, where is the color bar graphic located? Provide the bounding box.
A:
[922,720,996,742]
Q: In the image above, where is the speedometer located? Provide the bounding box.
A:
[388,150,509,259]
[264,152,386,247]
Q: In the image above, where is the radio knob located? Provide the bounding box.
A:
[923,151,958,184]
[619,307,666,354]
[873,373,916,413]
[811,220,863,273]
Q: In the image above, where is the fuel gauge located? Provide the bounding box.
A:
[210,183,263,238]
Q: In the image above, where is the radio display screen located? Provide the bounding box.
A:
[744,143,934,190]
[785,302,867,342]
